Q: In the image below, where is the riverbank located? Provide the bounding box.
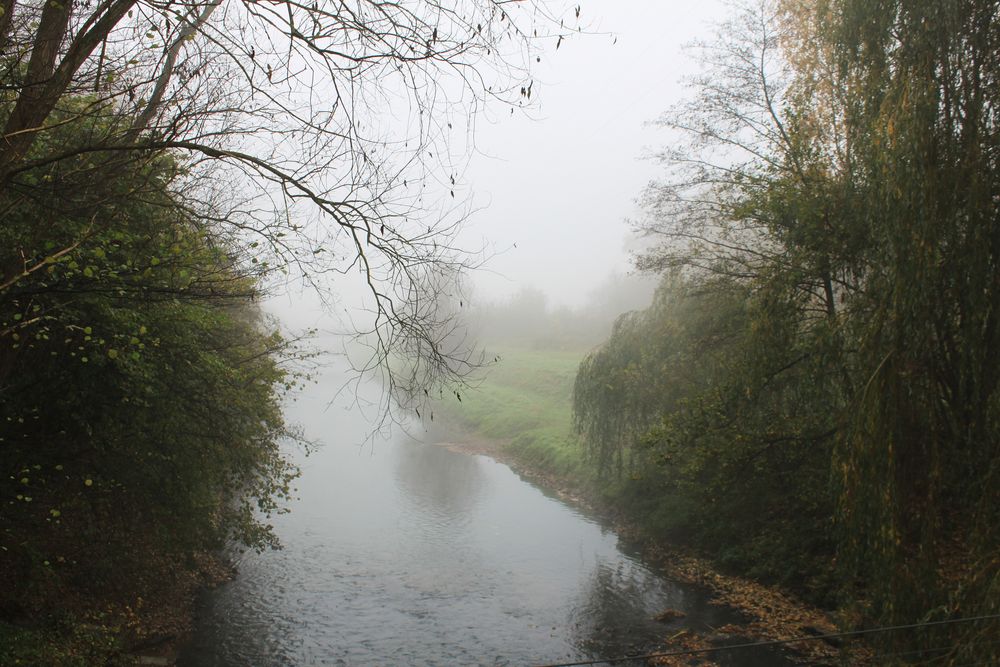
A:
[428,345,870,665]
[125,553,236,666]
[0,549,232,667]
[433,428,867,665]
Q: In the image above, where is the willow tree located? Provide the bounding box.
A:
[821,0,1000,659]
[0,0,580,399]
[601,0,855,596]
[599,3,1000,647]
[638,0,862,412]
[647,0,1000,655]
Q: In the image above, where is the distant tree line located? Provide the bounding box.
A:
[573,0,1000,663]
[467,273,657,350]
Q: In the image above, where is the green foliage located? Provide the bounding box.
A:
[0,98,298,658]
[826,0,1000,657]
[574,276,840,600]
[574,0,1000,660]
[573,278,749,474]
[0,620,135,667]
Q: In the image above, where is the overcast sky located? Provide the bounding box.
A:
[270,1,730,330]
[458,0,727,308]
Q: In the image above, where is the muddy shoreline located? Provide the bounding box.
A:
[126,553,235,666]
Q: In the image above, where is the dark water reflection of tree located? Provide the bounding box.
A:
[570,560,679,660]
[569,558,788,667]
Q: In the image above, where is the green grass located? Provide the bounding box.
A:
[434,345,593,481]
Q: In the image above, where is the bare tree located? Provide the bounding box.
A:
[0,0,581,399]
[636,0,857,323]
[638,0,793,277]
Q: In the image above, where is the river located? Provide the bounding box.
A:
[179,365,788,666]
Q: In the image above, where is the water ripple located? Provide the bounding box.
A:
[181,378,789,667]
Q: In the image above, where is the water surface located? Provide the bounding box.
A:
[180,367,786,666]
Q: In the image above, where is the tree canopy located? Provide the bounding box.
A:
[574,0,1000,662]
[0,0,582,660]
[0,0,580,393]
[0,103,301,662]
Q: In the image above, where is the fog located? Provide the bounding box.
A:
[12,1,995,663]
[269,1,728,338]
[458,0,727,309]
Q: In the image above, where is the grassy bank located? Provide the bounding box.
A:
[431,343,648,513]
[434,345,593,484]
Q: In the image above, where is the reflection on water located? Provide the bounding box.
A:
[179,368,789,666]
[394,439,486,521]
[574,561,695,657]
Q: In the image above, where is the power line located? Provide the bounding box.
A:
[532,613,1000,667]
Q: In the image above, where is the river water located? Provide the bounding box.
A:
[179,366,788,666]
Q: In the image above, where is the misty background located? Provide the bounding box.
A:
[269,0,727,341]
